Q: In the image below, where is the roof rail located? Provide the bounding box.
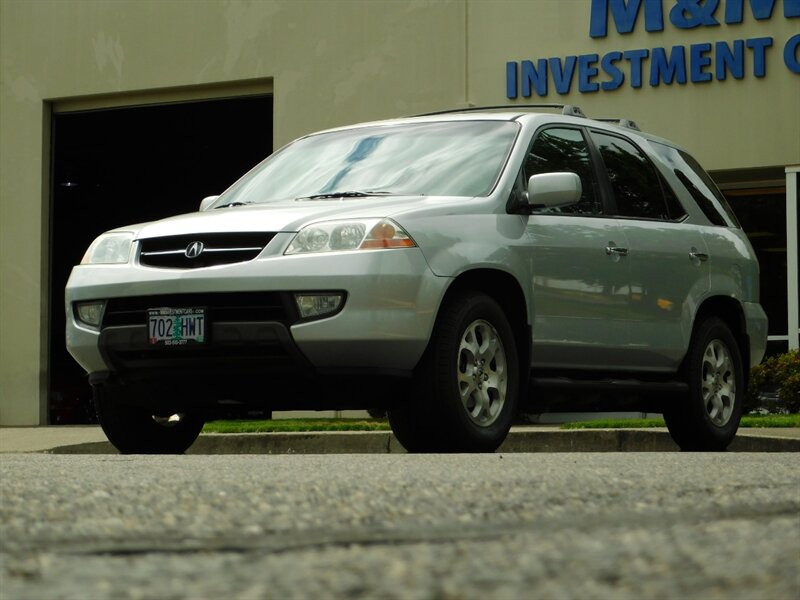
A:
[595,118,640,131]
[415,104,587,118]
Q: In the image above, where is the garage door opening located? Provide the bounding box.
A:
[49,95,273,423]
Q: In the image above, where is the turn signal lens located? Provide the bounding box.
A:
[360,221,416,249]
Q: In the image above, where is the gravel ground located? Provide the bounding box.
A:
[1,453,798,599]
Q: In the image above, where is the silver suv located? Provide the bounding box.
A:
[66,106,768,453]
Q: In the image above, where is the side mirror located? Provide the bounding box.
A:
[199,195,219,212]
[527,172,582,208]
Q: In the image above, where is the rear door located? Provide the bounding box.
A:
[588,130,709,370]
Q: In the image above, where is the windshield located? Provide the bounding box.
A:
[214,120,519,206]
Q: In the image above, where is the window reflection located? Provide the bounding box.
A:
[592,132,669,220]
[523,128,602,215]
[650,142,735,226]
[219,121,519,204]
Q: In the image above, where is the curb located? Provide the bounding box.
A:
[45,429,800,455]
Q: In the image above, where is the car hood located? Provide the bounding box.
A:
[125,196,445,239]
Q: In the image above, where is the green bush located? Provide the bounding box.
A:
[747,349,800,414]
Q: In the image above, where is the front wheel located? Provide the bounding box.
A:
[94,386,205,454]
[389,292,519,453]
[664,317,744,451]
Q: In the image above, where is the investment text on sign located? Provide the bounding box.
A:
[506,0,800,98]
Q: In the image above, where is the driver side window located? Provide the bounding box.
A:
[523,127,602,215]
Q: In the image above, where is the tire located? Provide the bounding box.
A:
[94,386,205,454]
[664,317,744,451]
[389,292,519,453]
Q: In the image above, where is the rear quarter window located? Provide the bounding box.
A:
[650,142,740,227]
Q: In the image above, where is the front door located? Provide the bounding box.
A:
[519,126,632,369]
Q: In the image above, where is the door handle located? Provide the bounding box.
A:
[605,245,628,257]
[689,249,709,262]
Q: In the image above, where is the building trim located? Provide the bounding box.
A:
[786,166,799,350]
[50,78,274,114]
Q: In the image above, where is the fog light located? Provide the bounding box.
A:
[76,301,105,327]
[294,293,344,319]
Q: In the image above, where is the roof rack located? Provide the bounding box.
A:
[416,104,587,118]
[412,105,642,131]
[595,118,640,131]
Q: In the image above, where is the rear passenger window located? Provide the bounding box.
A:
[523,128,602,215]
[591,131,670,220]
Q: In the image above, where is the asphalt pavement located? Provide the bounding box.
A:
[1,425,799,454]
[1,453,798,599]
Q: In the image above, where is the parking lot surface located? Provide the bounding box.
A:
[1,453,798,599]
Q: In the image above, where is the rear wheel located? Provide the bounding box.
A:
[389,292,519,453]
[94,386,205,454]
[664,317,744,451]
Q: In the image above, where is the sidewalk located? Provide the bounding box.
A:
[2,425,799,454]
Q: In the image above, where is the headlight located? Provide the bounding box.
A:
[80,232,134,265]
[285,219,416,255]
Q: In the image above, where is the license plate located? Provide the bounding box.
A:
[147,307,206,346]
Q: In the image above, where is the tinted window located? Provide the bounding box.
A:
[523,127,602,215]
[591,132,669,220]
[660,173,687,220]
[650,142,740,227]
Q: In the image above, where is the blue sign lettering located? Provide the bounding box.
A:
[650,46,688,84]
[690,43,714,81]
[591,0,799,36]
[578,54,601,92]
[601,51,626,89]
[746,36,773,76]
[509,2,798,97]
[716,39,745,79]
[550,56,578,94]
[725,0,777,23]
[506,62,518,99]
[522,59,548,97]
[785,33,800,72]
[590,0,665,37]
[623,48,650,87]
[670,0,721,29]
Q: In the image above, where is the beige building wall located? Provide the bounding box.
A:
[0,0,466,425]
[0,0,797,424]
[467,0,800,171]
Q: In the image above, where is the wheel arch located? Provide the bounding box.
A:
[435,268,531,388]
[690,295,750,387]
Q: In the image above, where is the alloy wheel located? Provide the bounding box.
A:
[457,319,507,427]
[701,339,736,427]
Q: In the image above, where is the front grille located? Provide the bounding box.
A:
[102,292,295,328]
[138,232,275,269]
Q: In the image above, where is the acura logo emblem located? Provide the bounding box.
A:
[185,241,205,259]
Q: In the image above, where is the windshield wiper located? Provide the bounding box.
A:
[214,201,253,209]
[300,190,396,200]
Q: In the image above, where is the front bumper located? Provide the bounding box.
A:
[66,243,448,385]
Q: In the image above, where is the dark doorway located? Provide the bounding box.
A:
[49,95,273,423]
[725,187,788,358]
